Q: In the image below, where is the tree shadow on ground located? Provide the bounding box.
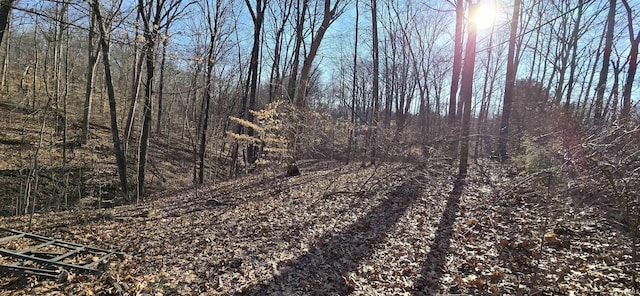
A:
[413,177,465,295]
[243,181,420,295]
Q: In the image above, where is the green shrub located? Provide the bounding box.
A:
[513,136,554,173]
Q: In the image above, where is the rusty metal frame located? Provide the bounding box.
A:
[0,228,123,278]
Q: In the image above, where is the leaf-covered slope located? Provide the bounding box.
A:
[0,160,635,295]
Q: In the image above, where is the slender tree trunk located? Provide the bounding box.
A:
[497,0,521,159]
[62,25,69,164]
[448,0,463,123]
[124,14,144,154]
[621,0,639,121]
[579,23,606,121]
[605,60,621,121]
[370,0,380,162]
[268,1,291,102]
[594,0,616,125]
[294,0,341,107]
[553,17,570,107]
[243,0,266,165]
[137,7,157,201]
[156,27,169,134]
[198,44,214,184]
[564,0,585,112]
[92,0,128,198]
[287,0,308,102]
[199,0,221,184]
[476,17,496,157]
[347,0,358,164]
[81,9,99,145]
[458,3,479,178]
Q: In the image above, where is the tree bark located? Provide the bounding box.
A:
[137,0,160,201]
[243,0,266,165]
[0,8,10,89]
[199,0,222,184]
[81,8,99,145]
[124,11,143,152]
[287,0,308,103]
[620,0,639,121]
[294,0,343,107]
[156,28,169,134]
[564,0,585,112]
[346,0,358,164]
[92,0,128,198]
[496,0,521,159]
[448,0,463,123]
[370,0,379,162]
[594,0,616,125]
[458,3,479,178]
[0,0,14,50]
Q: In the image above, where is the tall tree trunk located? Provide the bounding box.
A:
[287,0,308,102]
[268,0,291,102]
[81,8,99,145]
[243,0,266,165]
[0,0,14,50]
[124,12,143,152]
[92,0,128,198]
[137,0,161,201]
[476,16,497,157]
[594,0,616,125]
[294,0,342,107]
[448,0,463,123]
[156,27,169,134]
[620,0,639,121]
[458,3,479,178]
[579,23,606,121]
[370,0,380,162]
[62,23,70,164]
[496,0,521,159]
[564,0,585,112]
[199,0,222,183]
[605,60,621,121]
[53,2,69,137]
[347,0,358,164]
[0,9,10,89]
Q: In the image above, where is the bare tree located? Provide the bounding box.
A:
[447,0,463,123]
[294,0,349,107]
[81,6,100,144]
[137,0,191,200]
[267,0,293,102]
[563,0,587,112]
[496,0,521,159]
[370,0,379,162]
[287,0,308,103]
[620,0,639,121]
[91,0,128,198]
[594,0,616,125]
[243,0,268,165]
[458,2,479,177]
[0,0,14,49]
[198,0,227,184]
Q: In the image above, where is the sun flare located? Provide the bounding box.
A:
[472,4,497,29]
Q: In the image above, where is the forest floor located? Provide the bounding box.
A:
[0,159,636,295]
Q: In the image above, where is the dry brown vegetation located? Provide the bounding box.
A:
[0,88,196,216]
[1,158,637,295]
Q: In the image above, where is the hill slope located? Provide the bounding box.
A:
[0,160,635,295]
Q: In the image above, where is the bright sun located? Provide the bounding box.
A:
[472,4,497,29]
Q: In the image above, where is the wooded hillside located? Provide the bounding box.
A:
[0,0,639,294]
